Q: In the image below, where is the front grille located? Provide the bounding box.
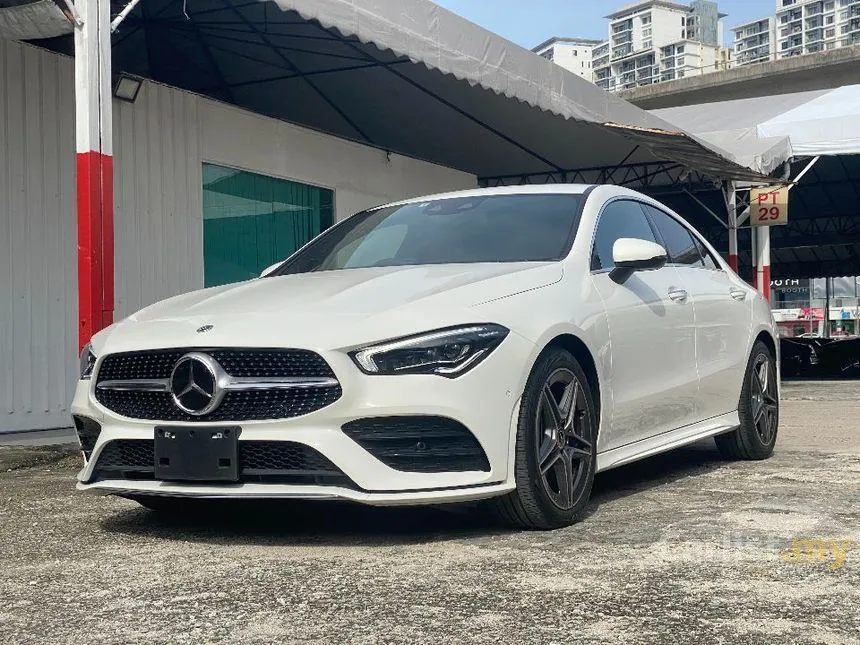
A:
[95,387,342,423]
[95,348,341,422]
[342,416,490,473]
[91,439,356,487]
[97,348,334,381]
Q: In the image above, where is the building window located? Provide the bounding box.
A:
[826,27,836,36]
[643,39,652,48]
[677,45,685,53]
[541,49,554,61]
[202,164,334,287]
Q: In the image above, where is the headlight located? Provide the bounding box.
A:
[351,324,509,377]
[79,343,97,380]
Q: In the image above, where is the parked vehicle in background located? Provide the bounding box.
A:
[779,337,820,377]
[71,185,780,530]
[818,338,860,377]
[779,336,860,378]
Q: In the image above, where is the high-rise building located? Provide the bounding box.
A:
[775,0,860,56]
[732,1,860,67]
[531,37,605,81]
[593,0,728,91]
[732,17,777,65]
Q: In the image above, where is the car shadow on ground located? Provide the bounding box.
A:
[99,439,727,545]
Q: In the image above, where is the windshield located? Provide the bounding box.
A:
[272,193,584,275]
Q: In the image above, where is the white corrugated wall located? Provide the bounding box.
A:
[0,41,77,433]
[0,40,476,433]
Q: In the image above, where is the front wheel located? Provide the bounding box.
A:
[492,348,598,530]
[715,340,779,460]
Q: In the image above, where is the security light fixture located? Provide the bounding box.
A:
[113,73,142,102]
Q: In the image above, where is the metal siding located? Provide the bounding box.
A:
[113,82,202,319]
[1,41,473,433]
[0,41,77,432]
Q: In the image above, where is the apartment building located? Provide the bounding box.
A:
[531,37,604,80]
[775,0,860,56]
[593,0,727,91]
[732,0,860,67]
[732,17,777,65]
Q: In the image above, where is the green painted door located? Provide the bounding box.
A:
[202,163,334,287]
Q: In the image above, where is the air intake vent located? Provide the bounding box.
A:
[342,416,490,473]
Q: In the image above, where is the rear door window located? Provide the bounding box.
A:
[642,205,703,267]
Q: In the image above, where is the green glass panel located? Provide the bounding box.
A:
[202,164,334,287]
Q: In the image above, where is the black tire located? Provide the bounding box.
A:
[715,340,779,460]
[492,347,598,530]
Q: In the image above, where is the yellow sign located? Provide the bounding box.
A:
[750,185,790,226]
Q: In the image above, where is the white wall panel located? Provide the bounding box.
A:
[0,40,475,432]
[0,41,77,432]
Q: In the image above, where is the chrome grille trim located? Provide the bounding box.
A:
[96,376,339,392]
[97,379,170,392]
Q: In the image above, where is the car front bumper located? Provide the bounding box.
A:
[72,331,535,505]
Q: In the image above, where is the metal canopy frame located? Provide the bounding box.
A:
[480,160,720,191]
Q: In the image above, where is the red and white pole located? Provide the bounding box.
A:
[74,0,114,351]
[756,225,772,303]
[725,181,739,273]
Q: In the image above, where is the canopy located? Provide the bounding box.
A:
[653,85,860,167]
[34,0,768,185]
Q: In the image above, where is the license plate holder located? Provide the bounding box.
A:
[154,426,241,482]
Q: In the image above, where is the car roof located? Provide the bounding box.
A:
[374,184,613,210]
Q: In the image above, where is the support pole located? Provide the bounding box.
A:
[75,0,114,351]
[756,225,771,303]
[724,181,739,273]
[750,220,757,290]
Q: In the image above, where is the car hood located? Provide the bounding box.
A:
[95,263,561,353]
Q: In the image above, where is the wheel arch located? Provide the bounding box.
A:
[755,329,777,359]
[542,333,602,428]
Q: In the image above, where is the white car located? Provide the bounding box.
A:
[72,185,779,529]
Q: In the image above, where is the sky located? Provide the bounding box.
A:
[431,0,777,48]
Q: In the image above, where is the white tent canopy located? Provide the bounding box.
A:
[652,85,860,172]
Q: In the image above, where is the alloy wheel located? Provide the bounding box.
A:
[534,368,594,511]
[750,354,778,445]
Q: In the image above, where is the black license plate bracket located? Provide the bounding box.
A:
[154,426,241,482]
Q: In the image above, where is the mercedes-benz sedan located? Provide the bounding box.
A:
[72,185,779,529]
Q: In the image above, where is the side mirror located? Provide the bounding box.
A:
[610,238,667,283]
[259,262,282,278]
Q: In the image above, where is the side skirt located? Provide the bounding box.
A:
[596,411,740,473]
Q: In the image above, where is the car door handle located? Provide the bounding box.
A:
[668,288,688,303]
[730,288,747,301]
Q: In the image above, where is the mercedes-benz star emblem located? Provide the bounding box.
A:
[197,324,214,334]
[169,352,225,416]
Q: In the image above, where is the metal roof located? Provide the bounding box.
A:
[653,155,860,280]
[34,0,768,187]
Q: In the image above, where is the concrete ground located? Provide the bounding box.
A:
[1,380,858,645]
